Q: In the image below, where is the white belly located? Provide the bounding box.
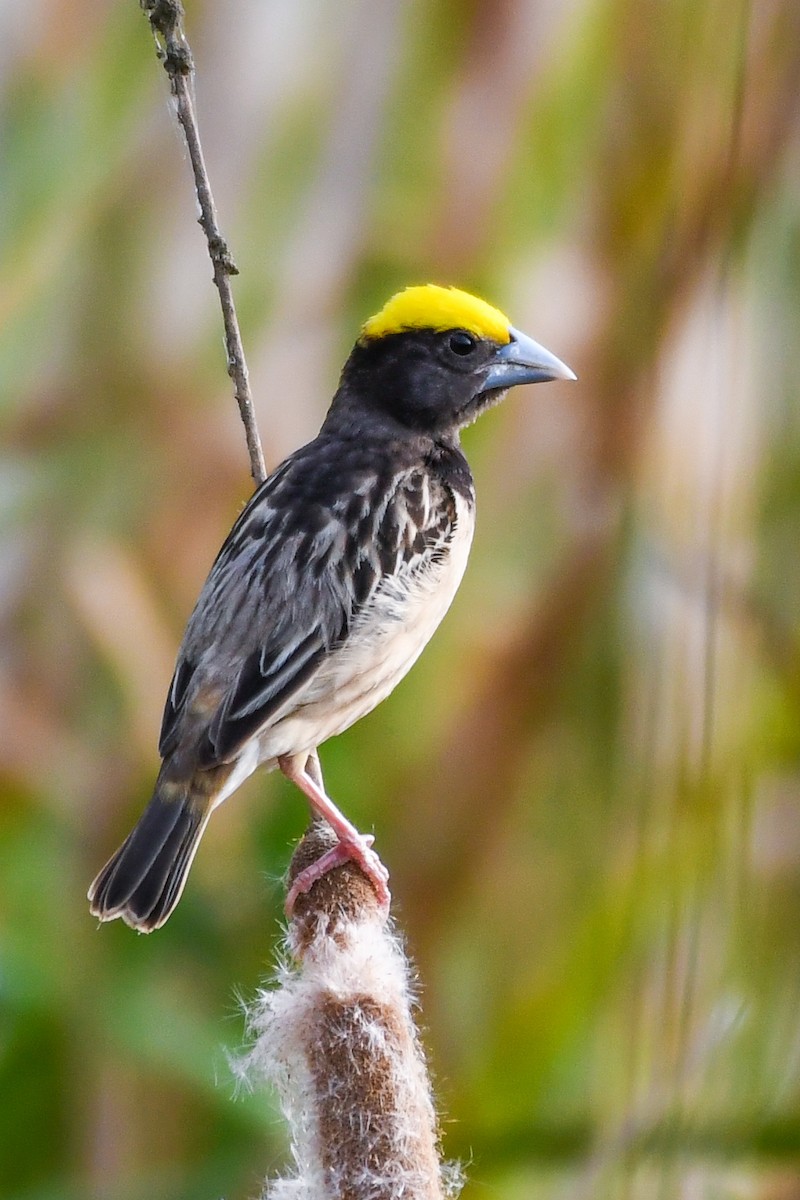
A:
[257,491,475,763]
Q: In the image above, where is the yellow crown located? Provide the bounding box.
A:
[361,284,511,344]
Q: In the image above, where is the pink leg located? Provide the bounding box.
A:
[279,751,390,915]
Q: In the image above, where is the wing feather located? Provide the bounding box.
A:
[158,436,468,768]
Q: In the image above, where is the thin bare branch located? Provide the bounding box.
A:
[140,0,267,487]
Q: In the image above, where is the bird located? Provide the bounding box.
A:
[88,284,575,931]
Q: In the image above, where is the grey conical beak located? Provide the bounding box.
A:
[479,326,576,394]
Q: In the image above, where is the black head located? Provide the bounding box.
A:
[325,285,575,439]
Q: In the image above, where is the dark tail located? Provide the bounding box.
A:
[88,781,211,933]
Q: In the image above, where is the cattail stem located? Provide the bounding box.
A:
[236,822,462,1200]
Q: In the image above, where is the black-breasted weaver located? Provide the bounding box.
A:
[88,284,575,930]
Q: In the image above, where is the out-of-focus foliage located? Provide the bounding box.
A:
[2,0,800,1197]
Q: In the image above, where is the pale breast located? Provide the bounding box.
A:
[260,487,475,760]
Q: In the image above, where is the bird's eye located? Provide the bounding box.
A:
[448,330,477,356]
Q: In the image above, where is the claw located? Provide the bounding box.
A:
[285,834,390,916]
[277,752,391,917]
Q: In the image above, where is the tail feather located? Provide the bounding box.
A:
[147,811,208,928]
[88,786,209,933]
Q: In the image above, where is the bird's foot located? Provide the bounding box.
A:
[285,832,390,916]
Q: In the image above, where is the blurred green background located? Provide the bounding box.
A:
[3,0,800,1197]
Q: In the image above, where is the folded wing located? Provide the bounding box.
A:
[157,439,459,770]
